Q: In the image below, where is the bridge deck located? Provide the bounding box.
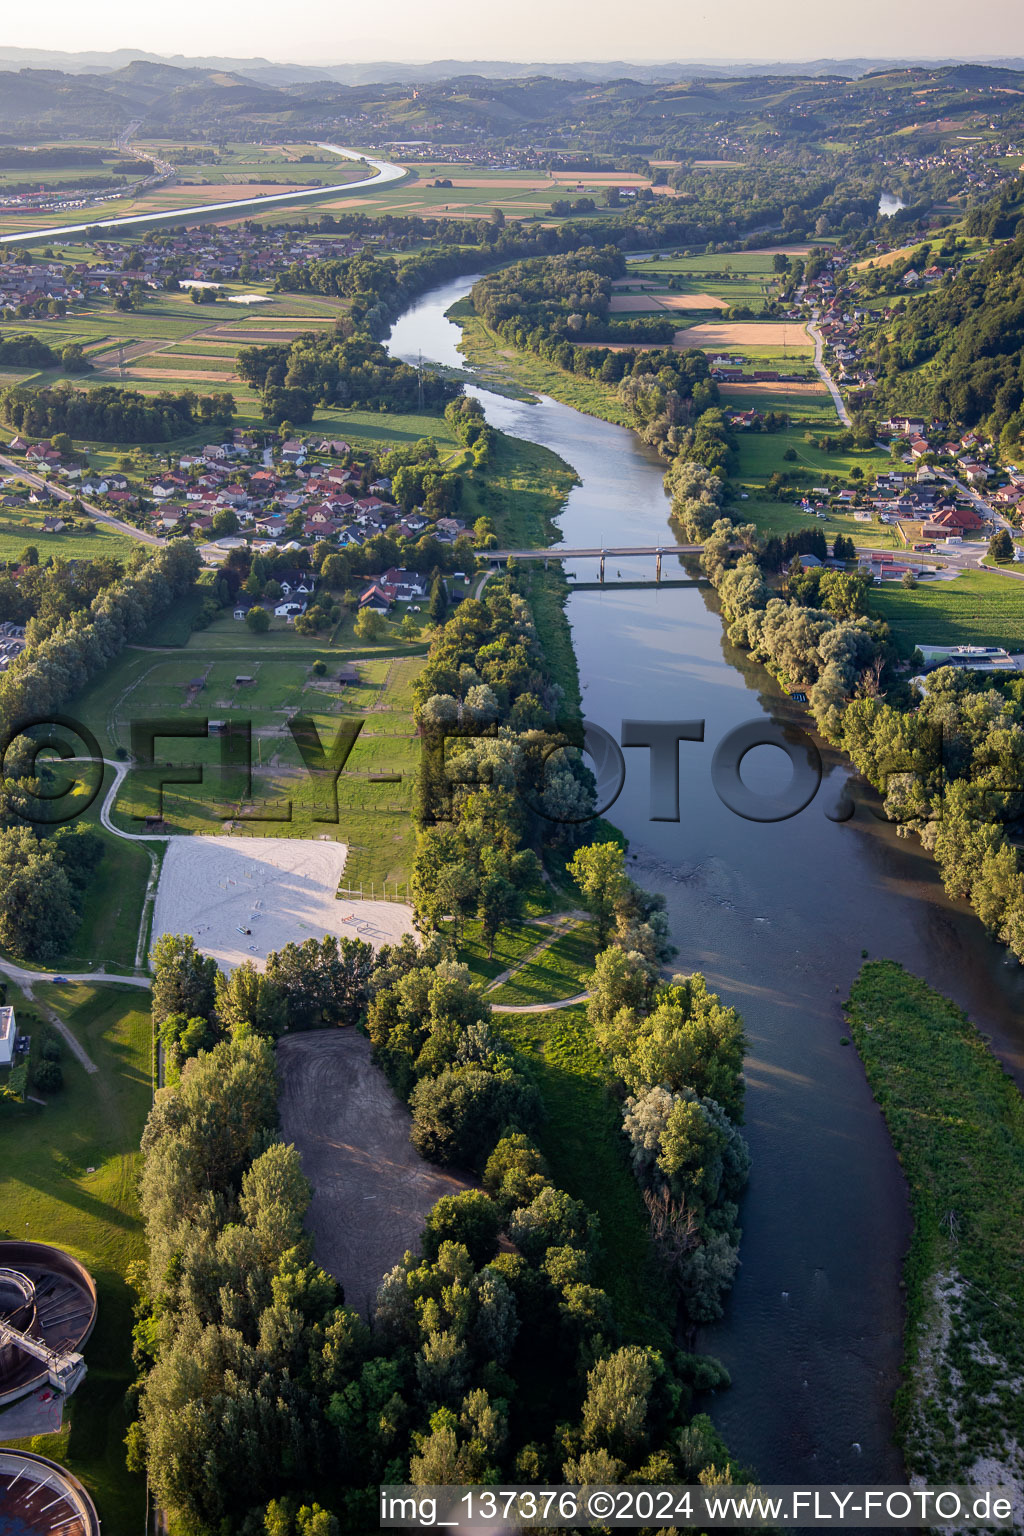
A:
[488,545,700,560]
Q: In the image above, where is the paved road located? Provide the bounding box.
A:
[0,454,160,546]
[0,145,405,247]
[806,320,851,426]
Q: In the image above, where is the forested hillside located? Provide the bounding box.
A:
[868,183,1024,448]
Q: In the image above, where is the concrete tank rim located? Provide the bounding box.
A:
[0,1239,97,1405]
[0,1446,100,1534]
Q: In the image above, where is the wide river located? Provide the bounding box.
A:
[387,277,1024,1488]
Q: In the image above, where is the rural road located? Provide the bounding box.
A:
[806,320,851,426]
[0,453,160,546]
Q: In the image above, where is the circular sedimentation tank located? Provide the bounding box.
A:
[0,1241,96,1406]
[0,1449,99,1535]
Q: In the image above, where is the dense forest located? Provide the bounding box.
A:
[0,381,236,441]
[868,186,1024,449]
[236,334,459,423]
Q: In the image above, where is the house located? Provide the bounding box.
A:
[381,567,427,600]
[359,583,394,612]
[788,552,822,572]
[0,1005,17,1068]
[42,517,67,533]
[280,440,307,464]
[275,600,306,620]
[277,570,317,598]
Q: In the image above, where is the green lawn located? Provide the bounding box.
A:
[497,1003,673,1345]
[872,566,1024,650]
[487,922,597,1006]
[0,981,152,1533]
[845,961,1024,1487]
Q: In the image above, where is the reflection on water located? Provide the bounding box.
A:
[385,278,1024,1487]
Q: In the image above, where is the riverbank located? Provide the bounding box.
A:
[450,298,634,426]
[845,961,1024,1514]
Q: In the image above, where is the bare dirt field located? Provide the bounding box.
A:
[721,378,827,396]
[607,292,727,312]
[673,321,813,350]
[151,836,414,971]
[654,293,729,311]
[277,1031,471,1315]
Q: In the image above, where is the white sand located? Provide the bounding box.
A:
[151,836,414,972]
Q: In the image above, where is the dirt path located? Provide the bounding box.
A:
[491,992,591,1014]
[483,915,583,994]
[1,972,100,1072]
[277,1031,472,1316]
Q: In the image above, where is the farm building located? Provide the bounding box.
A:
[0,1006,17,1067]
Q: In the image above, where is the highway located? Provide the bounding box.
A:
[0,144,406,247]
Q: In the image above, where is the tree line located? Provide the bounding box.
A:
[0,382,236,442]
[236,334,459,424]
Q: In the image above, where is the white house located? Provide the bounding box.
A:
[0,1005,18,1067]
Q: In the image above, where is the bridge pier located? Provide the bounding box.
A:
[656,548,662,583]
[599,550,605,583]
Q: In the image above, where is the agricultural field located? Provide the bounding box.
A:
[673,319,813,352]
[0,981,152,1529]
[0,282,349,398]
[0,147,374,236]
[871,565,1024,651]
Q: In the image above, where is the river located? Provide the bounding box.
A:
[387,276,1024,1490]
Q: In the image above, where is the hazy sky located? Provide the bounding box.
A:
[4,0,1023,65]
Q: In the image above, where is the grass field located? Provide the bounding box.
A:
[731,419,896,547]
[450,303,633,426]
[871,566,1024,650]
[845,961,1024,1492]
[497,1002,674,1345]
[0,514,141,563]
[0,981,152,1532]
[487,922,597,1005]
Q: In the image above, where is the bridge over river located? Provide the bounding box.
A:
[486,544,702,581]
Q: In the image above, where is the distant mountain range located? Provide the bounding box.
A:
[2,46,1024,86]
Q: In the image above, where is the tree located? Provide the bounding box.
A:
[354,607,386,641]
[476,872,522,958]
[422,1190,502,1266]
[246,605,271,633]
[989,528,1014,562]
[150,932,219,1028]
[211,507,239,537]
[568,842,628,945]
[265,934,375,1030]
[216,960,288,1039]
[428,577,448,626]
[0,827,78,960]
